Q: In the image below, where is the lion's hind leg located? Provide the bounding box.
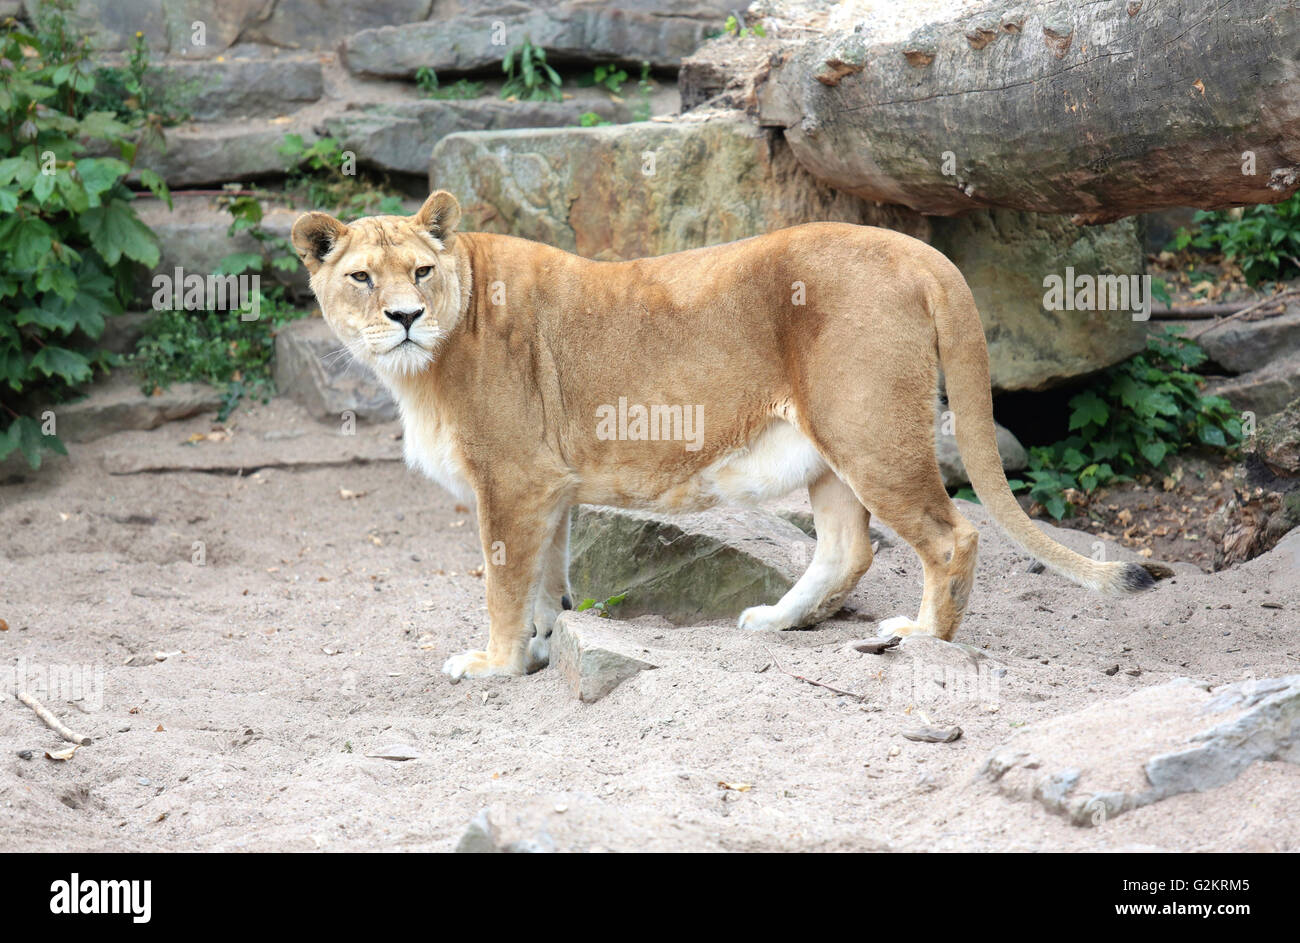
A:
[739,471,874,631]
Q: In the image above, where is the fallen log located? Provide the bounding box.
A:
[742,0,1300,219]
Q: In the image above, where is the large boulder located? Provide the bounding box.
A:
[432,113,928,262]
[433,115,1145,389]
[740,0,1300,220]
[568,504,813,625]
[929,210,1147,391]
[342,1,734,78]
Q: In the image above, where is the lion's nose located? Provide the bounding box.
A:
[384,307,424,330]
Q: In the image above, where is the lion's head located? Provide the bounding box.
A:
[291,190,466,377]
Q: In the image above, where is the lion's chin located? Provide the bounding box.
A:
[374,339,435,377]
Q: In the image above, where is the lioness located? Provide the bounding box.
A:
[292,191,1168,680]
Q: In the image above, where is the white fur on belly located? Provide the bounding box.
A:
[702,419,827,505]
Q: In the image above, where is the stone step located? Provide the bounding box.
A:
[53,371,225,444]
[144,51,326,122]
[342,1,735,78]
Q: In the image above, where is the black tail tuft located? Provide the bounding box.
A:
[1120,562,1158,593]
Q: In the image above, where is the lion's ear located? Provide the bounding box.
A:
[416,190,461,248]
[291,212,349,273]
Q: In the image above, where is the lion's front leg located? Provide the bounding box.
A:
[442,490,567,682]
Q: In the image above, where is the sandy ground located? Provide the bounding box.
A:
[2,398,1298,852]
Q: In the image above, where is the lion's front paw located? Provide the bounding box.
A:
[442,650,523,681]
[738,604,792,632]
[525,633,551,673]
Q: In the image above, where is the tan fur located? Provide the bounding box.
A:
[292,191,1167,680]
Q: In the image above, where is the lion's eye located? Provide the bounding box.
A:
[415,266,433,280]
[348,271,369,283]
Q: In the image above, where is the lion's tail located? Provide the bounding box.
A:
[929,259,1168,596]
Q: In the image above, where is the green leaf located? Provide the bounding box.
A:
[1139,440,1169,467]
[139,168,172,209]
[76,157,129,198]
[30,345,92,384]
[1067,389,1108,430]
[81,198,161,267]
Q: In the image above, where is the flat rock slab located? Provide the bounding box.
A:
[100,420,402,475]
[569,504,813,625]
[982,675,1300,826]
[56,372,225,444]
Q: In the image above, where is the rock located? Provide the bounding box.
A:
[54,371,224,443]
[550,610,658,702]
[144,54,325,122]
[342,1,733,78]
[568,504,813,625]
[325,96,629,177]
[929,210,1147,391]
[1206,398,1300,566]
[135,117,315,189]
[453,810,501,854]
[132,194,310,301]
[935,418,1026,488]
[273,318,398,423]
[740,0,1300,218]
[43,0,428,55]
[1197,304,1300,375]
[432,113,929,262]
[435,115,1145,389]
[982,675,1300,826]
[1211,351,1300,418]
[1253,397,1300,477]
[236,0,430,52]
[99,312,154,356]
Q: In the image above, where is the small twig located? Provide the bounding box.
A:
[765,647,866,701]
[16,691,92,746]
[1189,288,1299,340]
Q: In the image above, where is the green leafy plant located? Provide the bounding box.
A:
[722,14,767,38]
[501,37,561,102]
[414,66,484,100]
[278,133,404,218]
[957,327,1242,519]
[574,593,627,618]
[132,188,309,420]
[88,29,191,139]
[0,2,166,469]
[577,111,611,128]
[589,63,627,94]
[1169,192,1300,285]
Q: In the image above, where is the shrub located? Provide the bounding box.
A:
[1170,192,1300,285]
[957,327,1242,518]
[501,37,561,102]
[0,1,167,469]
